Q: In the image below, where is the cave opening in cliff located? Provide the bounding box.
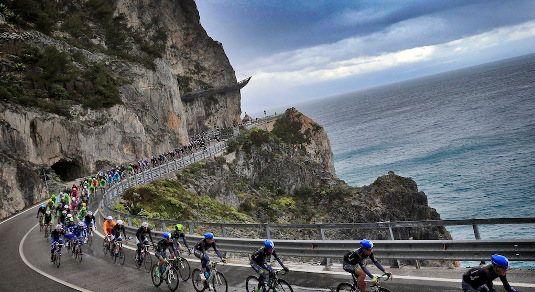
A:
[51,159,83,182]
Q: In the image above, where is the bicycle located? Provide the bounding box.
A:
[192,261,228,292]
[72,238,83,262]
[85,226,94,247]
[336,273,392,292]
[246,269,293,292]
[103,234,112,256]
[172,250,191,281]
[151,257,180,291]
[135,243,153,273]
[52,242,62,268]
[38,215,43,232]
[44,223,50,240]
[111,238,128,265]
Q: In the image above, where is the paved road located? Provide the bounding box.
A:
[3,197,535,291]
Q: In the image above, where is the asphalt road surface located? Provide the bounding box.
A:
[2,195,534,292]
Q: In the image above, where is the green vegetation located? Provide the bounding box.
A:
[0,45,126,116]
[272,110,312,145]
[118,179,252,222]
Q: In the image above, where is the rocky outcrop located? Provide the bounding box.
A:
[0,0,243,219]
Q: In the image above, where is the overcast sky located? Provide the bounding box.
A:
[195,0,535,116]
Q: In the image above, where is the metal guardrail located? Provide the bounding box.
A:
[97,125,535,263]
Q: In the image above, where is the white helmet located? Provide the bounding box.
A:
[88,211,93,216]
[62,210,67,214]
[142,222,149,228]
[78,221,85,227]
[106,216,113,220]
[116,220,123,225]
[46,210,51,215]
[67,214,72,218]
[56,224,62,230]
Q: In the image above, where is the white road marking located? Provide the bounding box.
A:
[19,223,93,292]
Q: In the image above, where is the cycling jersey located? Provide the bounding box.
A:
[103,220,116,235]
[136,226,154,243]
[111,224,126,240]
[155,238,175,253]
[77,208,87,220]
[171,230,190,248]
[43,213,53,224]
[69,225,86,238]
[343,247,385,279]
[251,247,285,268]
[84,215,95,227]
[462,264,517,292]
[37,206,47,216]
[194,239,223,258]
[51,229,65,242]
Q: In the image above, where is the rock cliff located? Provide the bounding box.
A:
[0,0,241,219]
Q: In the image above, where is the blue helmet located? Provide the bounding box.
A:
[41,204,45,208]
[491,254,509,268]
[360,239,373,249]
[163,232,171,239]
[264,240,274,249]
[204,232,214,239]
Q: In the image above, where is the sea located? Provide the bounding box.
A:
[278,53,535,268]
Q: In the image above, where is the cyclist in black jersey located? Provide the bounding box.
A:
[343,239,391,292]
[193,233,226,280]
[136,222,155,262]
[250,240,288,291]
[154,232,175,278]
[171,224,190,256]
[110,220,127,252]
[43,210,54,234]
[50,225,65,261]
[462,254,518,292]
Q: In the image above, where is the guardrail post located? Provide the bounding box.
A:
[188,222,194,235]
[265,223,271,239]
[162,222,167,233]
[221,224,227,237]
[388,223,401,268]
[472,220,485,264]
[127,215,132,227]
[319,226,331,266]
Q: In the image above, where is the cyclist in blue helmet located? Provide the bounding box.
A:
[462,254,518,292]
[154,232,176,278]
[250,240,289,292]
[342,239,391,292]
[193,232,226,281]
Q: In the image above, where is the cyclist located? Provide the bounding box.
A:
[55,202,63,218]
[102,216,116,248]
[250,240,289,292]
[63,217,76,248]
[43,210,54,235]
[154,232,176,278]
[110,219,127,253]
[136,221,155,264]
[462,254,518,292]
[50,194,57,205]
[50,224,65,261]
[37,204,47,226]
[58,210,68,227]
[69,221,87,254]
[83,211,96,242]
[77,205,87,222]
[343,239,392,292]
[46,199,55,211]
[193,232,226,281]
[171,224,191,255]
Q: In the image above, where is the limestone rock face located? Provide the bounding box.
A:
[0,0,242,219]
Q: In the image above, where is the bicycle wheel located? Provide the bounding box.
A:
[54,252,61,268]
[336,283,356,292]
[178,257,191,281]
[118,249,125,266]
[212,271,228,292]
[113,248,118,263]
[88,232,93,247]
[78,246,83,262]
[274,279,293,292]
[191,268,205,292]
[376,287,391,292]
[245,276,260,292]
[151,264,163,287]
[143,252,153,273]
[167,266,180,291]
[103,244,108,256]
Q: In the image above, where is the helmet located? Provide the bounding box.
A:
[163,232,171,239]
[46,210,51,215]
[264,240,274,249]
[48,199,52,203]
[142,222,149,228]
[175,224,182,231]
[491,254,509,268]
[41,204,45,208]
[81,206,86,211]
[106,216,113,220]
[204,233,214,239]
[67,214,72,218]
[69,218,74,222]
[88,211,93,216]
[83,203,86,206]
[78,222,85,227]
[56,224,62,230]
[62,210,67,214]
[116,220,123,225]
[360,239,373,249]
